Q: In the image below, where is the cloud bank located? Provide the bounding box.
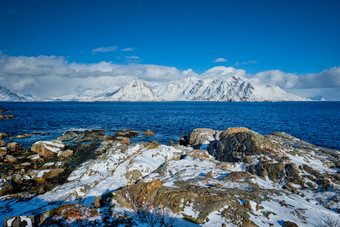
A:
[0,53,339,100]
[0,54,183,98]
[251,67,340,89]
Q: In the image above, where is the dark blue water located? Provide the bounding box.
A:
[0,101,339,150]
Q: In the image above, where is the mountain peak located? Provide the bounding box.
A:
[100,80,160,101]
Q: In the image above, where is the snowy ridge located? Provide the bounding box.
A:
[152,76,309,101]
[0,85,32,101]
[58,76,309,102]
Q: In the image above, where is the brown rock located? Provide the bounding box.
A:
[224,171,254,182]
[31,141,65,157]
[115,129,139,138]
[16,134,32,139]
[142,130,156,136]
[145,180,163,193]
[283,221,299,227]
[11,174,23,184]
[57,149,74,159]
[4,155,17,163]
[7,142,23,153]
[3,215,35,227]
[0,147,7,155]
[217,127,278,162]
[0,179,13,196]
[94,196,102,208]
[0,132,8,140]
[188,128,215,146]
[0,140,6,147]
[30,168,66,181]
[115,136,130,144]
[244,200,252,210]
[20,162,31,167]
[9,137,14,140]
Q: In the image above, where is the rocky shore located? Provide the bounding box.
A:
[0,124,339,226]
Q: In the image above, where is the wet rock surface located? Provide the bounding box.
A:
[142,129,156,136]
[115,129,139,138]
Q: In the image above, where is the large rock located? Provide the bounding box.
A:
[114,136,130,144]
[57,149,74,159]
[188,128,215,147]
[115,129,139,138]
[16,134,31,139]
[217,128,278,162]
[58,129,105,143]
[31,140,65,157]
[112,183,256,225]
[142,130,156,136]
[0,140,6,147]
[4,155,17,163]
[0,132,8,140]
[3,215,35,227]
[73,129,105,143]
[7,142,23,153]
[29,168,66,182]
[0,179,13,196]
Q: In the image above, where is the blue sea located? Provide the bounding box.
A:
[0,101,339,150]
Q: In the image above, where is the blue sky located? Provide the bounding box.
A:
[0,0,339,100]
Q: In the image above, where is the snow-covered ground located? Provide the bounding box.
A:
[1,128,339,226]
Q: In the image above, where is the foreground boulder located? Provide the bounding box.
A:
[217,127,278,162]
[3,215,35,227]
[31,140,65,157]
[0,133,8,140]
[7,142,23,153]
[188,128,216,147]
[0,140,6,147]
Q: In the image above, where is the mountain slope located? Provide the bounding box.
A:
[0,85,29,101]
[98,80,160,101]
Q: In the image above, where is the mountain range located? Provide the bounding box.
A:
[1,73,310,102]
[54,76,310,102]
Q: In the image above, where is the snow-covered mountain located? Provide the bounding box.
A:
[53,80,160,102]
[52,66,310,102]
[152,76,309,102]
[0,85,34,101]
[98,80,160,101]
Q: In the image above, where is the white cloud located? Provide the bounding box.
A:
[92,46,118,54]
[235,60,258,66]
[0,54,184,98]
[125,56,140,59]
[202,66,246,79]
[251,67,340,89]
[213,58,228,63]
[122,48,136,51]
